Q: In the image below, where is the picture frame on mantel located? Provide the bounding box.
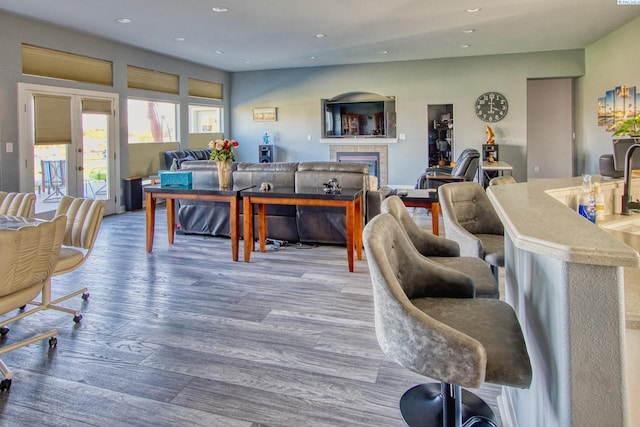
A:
[253,107,277,122]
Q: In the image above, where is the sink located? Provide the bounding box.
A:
[601,216,640,235]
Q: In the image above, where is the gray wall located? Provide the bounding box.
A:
[577,16,640,176]
[230,51,585,186]
[0,12,230,192]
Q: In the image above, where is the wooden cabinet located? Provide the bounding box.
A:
[341,114,360,135]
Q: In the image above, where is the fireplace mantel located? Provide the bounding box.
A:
[330,145,388,186]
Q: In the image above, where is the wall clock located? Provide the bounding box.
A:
[475,92,508,122]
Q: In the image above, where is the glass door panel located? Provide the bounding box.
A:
[33,144,69,210]
[82,113,109,200]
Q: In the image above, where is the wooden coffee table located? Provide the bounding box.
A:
[397,189,440,235]
[242,186,363,272]
[144,185,251,261]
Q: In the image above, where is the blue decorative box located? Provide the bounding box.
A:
[159,170,192,188]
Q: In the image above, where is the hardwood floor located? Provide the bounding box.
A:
[0,207,501,426]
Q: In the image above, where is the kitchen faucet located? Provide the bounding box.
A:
[622,143,640,215]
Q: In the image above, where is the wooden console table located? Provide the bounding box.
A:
[397,189,440,235]
[242,187,363,272]
[144,185,248,261]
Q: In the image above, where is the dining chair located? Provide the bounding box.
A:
[0,215,66,391]
[28,196,105,322]
[0,191,36,218]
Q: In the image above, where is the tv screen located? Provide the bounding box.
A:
[321,93,396,139]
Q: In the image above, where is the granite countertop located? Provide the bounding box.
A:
[487,176,640,329]
[487,177,640,267]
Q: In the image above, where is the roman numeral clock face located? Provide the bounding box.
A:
[475,92,508,122]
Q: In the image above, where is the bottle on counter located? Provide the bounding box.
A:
[170,158,178,172]
[577,174,596,223]
[263,131,270,144]
[594,182,605,223]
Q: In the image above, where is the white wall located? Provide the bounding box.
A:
[231,51,585,186]
[0,12,230,192]
[577,16,640,176]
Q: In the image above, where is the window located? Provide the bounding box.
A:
[189,105,222,133]
[127,99,178,143]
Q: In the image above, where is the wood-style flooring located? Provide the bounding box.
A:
[0,207,501,426]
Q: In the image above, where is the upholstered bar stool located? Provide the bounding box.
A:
[381,196,498,299]
[438,182,504,282]
[0,191,35,218]
[488,175,516,186]
[363,213,532,427]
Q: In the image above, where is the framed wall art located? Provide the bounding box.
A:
[253,107,277,122]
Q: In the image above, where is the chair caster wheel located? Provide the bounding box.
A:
[0,378,12,391]
[82,292,90,300]
[19,305,27,311]
[73,314,83,323]
[49,337,57,348]
[0,327,9,336]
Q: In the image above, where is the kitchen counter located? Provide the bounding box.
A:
[487,176,640,427]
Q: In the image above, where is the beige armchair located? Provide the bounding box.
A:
[438,182,505,282]
[0,191,36,218]
[363,213,531,426]
[29,196,105,323]
[0,215,66,391]
[381,196,498,298]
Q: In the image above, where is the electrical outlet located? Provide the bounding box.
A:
[399,133,406,140]
[6,142,13,153]
[534,166,540,173]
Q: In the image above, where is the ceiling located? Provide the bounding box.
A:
[1,0,639,73]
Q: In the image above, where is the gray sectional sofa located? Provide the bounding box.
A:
[174,159,386,245]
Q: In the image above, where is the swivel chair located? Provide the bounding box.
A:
[0,215,66,390]
[488,175,516,186]
[28,196,105,322]
[363,213,532,427]
[416,149,480,191]
[381,196,498,298]
[438,182,504,282]
[0,191,36,218]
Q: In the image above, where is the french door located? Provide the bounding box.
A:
[18,84,120,216]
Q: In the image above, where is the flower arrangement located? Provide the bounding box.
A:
[208,138,239,162]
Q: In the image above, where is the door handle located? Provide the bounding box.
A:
[78,166,84,171]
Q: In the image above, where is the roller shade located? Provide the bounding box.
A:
[34,94,72,145]
[127,66,179,94]
[22,44,112,86]
[82,98,112,115]
[188,78,223,100]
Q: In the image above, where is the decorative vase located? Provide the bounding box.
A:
[216,160,230,188]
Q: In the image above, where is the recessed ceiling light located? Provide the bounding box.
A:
[309,56,317,60]
[215,50,224,54]
[378,50,389,55]
[244,61,251,64]
[116,18,132,24]
[212,6,228,13]
[174,37,185,42]
[466,8,481,13]
[315,34,326,38]
[462,29,476,33]
[461,44,471,48]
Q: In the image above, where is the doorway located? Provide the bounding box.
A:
[427,104,454,168]
[18,84,120,216]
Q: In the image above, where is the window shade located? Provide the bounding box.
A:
[188,78,223,100]
[82,98,112,115]
[127,66,179,94]
[22,44,113,86]
[34,94,72,145]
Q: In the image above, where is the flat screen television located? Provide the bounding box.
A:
[612,138,640,172]
[321,92,396,138]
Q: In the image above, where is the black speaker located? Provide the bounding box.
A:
[124,176,142,211]
[259,144,274,163]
